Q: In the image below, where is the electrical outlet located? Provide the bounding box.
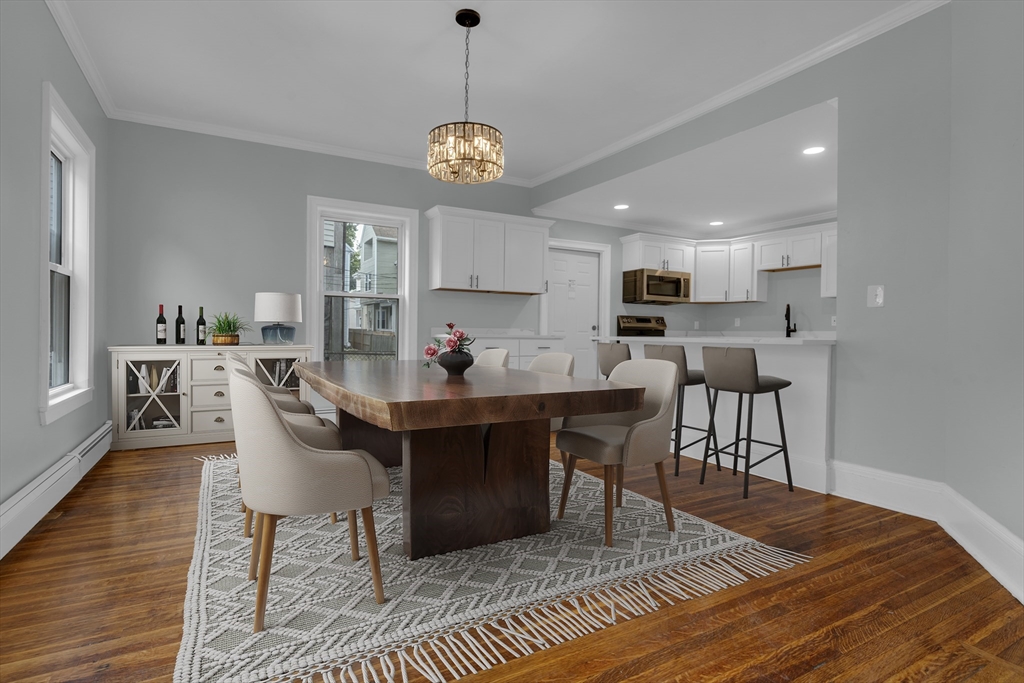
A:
[831,316,837,327]
[735,318,741,327]
[867,285,885,308]
[694,321,700,330]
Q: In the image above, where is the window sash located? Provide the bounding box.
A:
[49,270,70,389]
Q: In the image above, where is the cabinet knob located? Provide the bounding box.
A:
[214,365,224,371]
[214,416,225,423]
[214,391,225,397]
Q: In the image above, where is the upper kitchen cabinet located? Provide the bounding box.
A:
[693,243,731,302]
[820,227,838,298]
[427,206,553,294]
[754,227,822,271]
[621,234,695,273]
[728,240,767,302]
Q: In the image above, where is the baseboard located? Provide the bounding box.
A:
[832,460,1023,603]
[0,420,112,559]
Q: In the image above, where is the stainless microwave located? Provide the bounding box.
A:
[622,268,691,305]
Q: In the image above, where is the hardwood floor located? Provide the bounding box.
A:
[1,440,1021,682]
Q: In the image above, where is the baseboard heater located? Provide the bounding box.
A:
[0,420,112,558]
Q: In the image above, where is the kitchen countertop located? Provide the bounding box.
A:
[594,334,836,346]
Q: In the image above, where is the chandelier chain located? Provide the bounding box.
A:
[464,26,471,122]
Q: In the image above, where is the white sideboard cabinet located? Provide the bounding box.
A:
[426,206,554,294]
[109,345,312,450]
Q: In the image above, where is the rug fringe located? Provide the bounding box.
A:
[302,542,809,683]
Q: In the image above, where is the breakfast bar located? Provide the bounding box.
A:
[595,335,836,493]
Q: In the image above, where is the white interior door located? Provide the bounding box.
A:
[548,248,600,379]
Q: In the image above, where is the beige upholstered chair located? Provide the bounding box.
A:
[555,359,679,546]
[597,342,631,379]
[526,352,575,376]
[230,368,391,632]
[475,347,510,368]
[644,344,719,477]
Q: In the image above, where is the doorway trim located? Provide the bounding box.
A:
[539,239,612,338]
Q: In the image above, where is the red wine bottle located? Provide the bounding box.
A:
[196,306,206,345]
[156,305,167,344]
[175,305,186,344]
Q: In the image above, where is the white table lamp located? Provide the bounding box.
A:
[254,292,302,345]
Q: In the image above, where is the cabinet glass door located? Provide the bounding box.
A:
[251,355,302,398]
[122,356,185,435]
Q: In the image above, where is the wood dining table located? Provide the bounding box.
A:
[294,360,644,559]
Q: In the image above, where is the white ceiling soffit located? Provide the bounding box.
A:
[46,0,946,187]
[534,100,839,239]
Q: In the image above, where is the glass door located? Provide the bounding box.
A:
[120,354,186,437]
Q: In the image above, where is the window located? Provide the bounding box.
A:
[308,197,418,365]
[40,83,95,425]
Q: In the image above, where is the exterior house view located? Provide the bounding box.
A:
[1,1,1021,681]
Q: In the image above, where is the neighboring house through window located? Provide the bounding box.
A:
[40,83,95,425]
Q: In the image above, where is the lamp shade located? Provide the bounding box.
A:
[254,292,302,323]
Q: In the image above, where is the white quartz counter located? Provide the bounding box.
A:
[594,334,835,346]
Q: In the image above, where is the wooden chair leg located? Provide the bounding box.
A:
[248,511,265,581]
[347,510,360,560]
[557,454,577,519]
[655,461,675,532]
[243,506,254,538]
[361,507,385,605]
[559,450,568,471]
[330,512,338,525]
[603,465,615,547]
[615,465,624,507]
[253,514,279,633]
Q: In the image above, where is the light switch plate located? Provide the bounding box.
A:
[694,321,700,330]
[735,318,741,327]
[867,285,885,308]
[831,316,837,327]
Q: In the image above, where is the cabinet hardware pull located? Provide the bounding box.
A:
[544,280,548,293]
[787,254,791,266]
[214,365,224,371]
[725,290,728,301]
[538,346,550,349]
[781,255,785,267]
[746,288,749,300]
[475,275,479,288]
[470,274,474,287]
[214,416,225,423]
[214,391,225,397]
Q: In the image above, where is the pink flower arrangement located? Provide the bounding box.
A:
[423,322,475,367]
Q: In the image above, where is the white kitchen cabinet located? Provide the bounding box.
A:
[109,345,311,450]
[427,206,553,294]
[693,243,731,302]
[820,228,838,298]
[621,234,695,273]
[755,230,822,271]
[728,240,767,302]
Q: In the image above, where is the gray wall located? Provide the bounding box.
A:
[945,0,1024,536]
[704,268,837,334]
[0,1,111,503]
[531,4,1022,537]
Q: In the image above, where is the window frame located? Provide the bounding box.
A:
[306,197,418,363]
[39,83,95,425]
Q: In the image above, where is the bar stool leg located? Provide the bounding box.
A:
[775,390,794,491]
[742,393,755,499]
[732,393,744,476]
[673,384,685,476]
[700,390,719,485]
[706,384,721,470]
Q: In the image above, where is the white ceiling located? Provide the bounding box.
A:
[51,0,931,187]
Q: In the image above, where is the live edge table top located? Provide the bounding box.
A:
[293,360,645,432]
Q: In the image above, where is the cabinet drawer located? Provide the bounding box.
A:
[192,357,232,382]
[519,339,564,356]
[191,384,230,408]
[475,338,519,356]
[192,409,233,433]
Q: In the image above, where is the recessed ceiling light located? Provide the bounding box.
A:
[803,146,826,155]
[614,204,629,210]
[710,221,724,226]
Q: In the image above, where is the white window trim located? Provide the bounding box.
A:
[39,83,95,425]
[306,196,418,361]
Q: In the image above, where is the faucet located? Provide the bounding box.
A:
[785,304,797,338]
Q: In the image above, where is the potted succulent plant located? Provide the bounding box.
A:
[207,312,252,346]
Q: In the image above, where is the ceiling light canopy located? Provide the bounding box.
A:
[803,146,826,155]
[614,204,629,210]
[710,221,724,226]
[427,9,503,184]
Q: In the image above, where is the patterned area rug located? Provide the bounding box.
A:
[175,457,808,683]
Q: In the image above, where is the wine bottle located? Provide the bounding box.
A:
[196,306,206,345]
[156,305,167,344]
[175,305,186,344]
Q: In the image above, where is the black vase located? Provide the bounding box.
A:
[437,350,474,377]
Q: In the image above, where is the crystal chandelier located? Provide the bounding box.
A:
[427,9,503,184]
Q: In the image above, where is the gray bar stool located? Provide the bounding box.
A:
[700,347,794,499]
[597,342,631,379]
[644,344,719,476]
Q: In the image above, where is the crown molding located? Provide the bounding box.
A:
[525,0,948,188]
[45,0,117,116]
